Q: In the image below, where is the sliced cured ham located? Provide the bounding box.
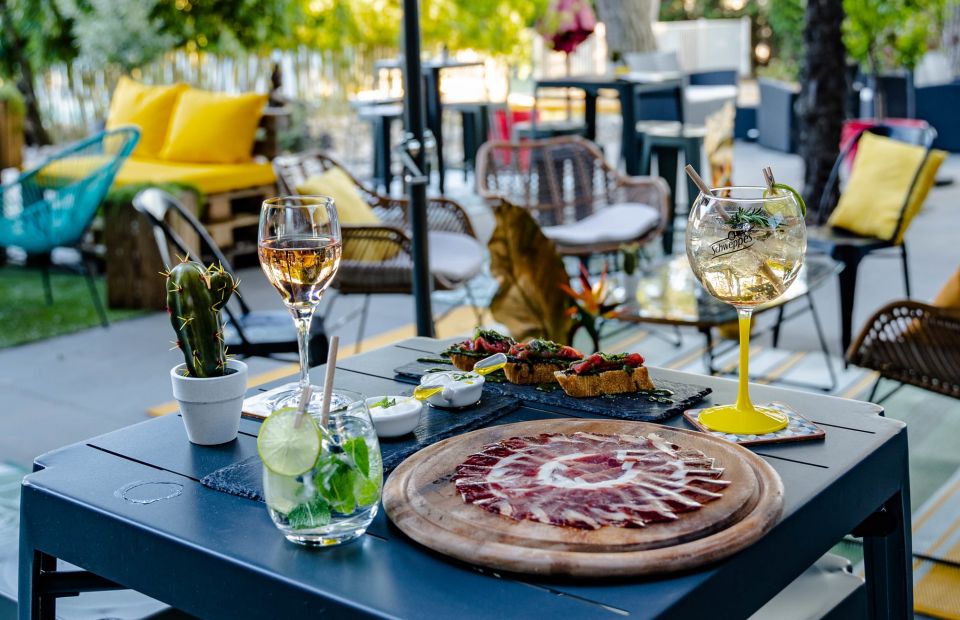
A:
[453,432,730,530]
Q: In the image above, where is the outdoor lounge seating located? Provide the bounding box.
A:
[131,188,329,365]
[0,127,139,326]
[475,136,670,258]
[273,151,484,349]
[848,299,960,402]
[807,123,943,354]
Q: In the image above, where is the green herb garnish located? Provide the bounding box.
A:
[727,206,780,230]
[287,495,331,529]
[371,396,397,409]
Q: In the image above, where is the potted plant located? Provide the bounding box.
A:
[620,243,641,306]
[561,264,621,353]
[165,259,247,445]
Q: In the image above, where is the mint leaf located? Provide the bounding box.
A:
[287,495,331,529]
[355,476,380,507]
[314,455,357,514]
[343,437,370,478]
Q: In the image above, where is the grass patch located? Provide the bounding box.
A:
[0,266,147,348]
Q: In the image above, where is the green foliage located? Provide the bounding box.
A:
[0,83,25,118]
[165,260,238,378]
[57,0,177,70]
[843,0,947,72]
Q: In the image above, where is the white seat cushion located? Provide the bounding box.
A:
[542,203,660,247]
[428,231,484,283]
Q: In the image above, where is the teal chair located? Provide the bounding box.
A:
[0,127,139,325]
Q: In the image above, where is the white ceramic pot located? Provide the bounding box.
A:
[170,359,248,445]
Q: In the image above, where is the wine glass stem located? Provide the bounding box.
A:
[290,308,314,393]
[735,308,756,414]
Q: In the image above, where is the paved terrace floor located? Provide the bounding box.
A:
[0,141,958,468]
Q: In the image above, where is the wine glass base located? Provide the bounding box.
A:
[697,404,789,435]
[267,383,350,412]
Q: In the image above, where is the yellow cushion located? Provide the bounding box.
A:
[933,267,960,310]
[297,167,399,262]
[115,158,276,194]
[159,89,267,164]
[35,155,276,195]
[296,167,379,225]
[827,132,946,244]
[106,77,187,158]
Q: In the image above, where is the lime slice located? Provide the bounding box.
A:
[262,467,305,514]
[257,408,321,476]
[763,183,807,218]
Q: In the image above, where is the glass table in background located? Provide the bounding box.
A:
[610,255,842,391]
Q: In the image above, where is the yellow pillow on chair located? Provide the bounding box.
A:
[159,88,267,164]
[106,77,188,158]
[827,132,946,244]
[297,167,399,262]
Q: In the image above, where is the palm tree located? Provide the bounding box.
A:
[796,0,847,217]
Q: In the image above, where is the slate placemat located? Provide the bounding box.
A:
[394,360,711,423]
[201,392,521,502]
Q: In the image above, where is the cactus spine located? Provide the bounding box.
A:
[165,260,238,378]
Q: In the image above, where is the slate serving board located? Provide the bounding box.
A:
[201,392,522,502]
[394,359,711,423]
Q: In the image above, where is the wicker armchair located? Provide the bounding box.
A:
[273,152,484,350]
[847,300,960,402]
[475,136,671,257]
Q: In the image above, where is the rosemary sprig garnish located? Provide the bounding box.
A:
[727,206,777,230]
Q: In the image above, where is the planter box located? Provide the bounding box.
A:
[105,190,200,310]
[0,101,23,170]
[916,81,960,152]
[757,78,800,153]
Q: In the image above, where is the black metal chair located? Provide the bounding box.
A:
[132,188,328,365]
[808,123,938,355]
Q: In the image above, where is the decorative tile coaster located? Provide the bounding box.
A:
[683,402,825,446]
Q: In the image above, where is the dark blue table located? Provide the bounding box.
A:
[19,337,911,619]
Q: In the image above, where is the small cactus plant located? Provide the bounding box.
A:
[164,259,239,378]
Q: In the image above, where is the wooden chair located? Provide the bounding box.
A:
[808,123,938,354]
[131,188,329,365]
[847,300,960,402]
[475,136,670,258]
[273,152,484,350]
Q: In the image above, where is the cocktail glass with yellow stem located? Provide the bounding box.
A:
[685,186,806,434]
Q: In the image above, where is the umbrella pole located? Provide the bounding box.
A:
[401,0,435,337]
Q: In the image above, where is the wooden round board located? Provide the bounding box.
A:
[383,419,783,577]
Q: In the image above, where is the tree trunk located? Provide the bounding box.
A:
[796,0,846,219]
[0,0,49,145]
[595,0,660,62]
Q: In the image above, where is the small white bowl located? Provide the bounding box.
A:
[366,396,423,438]
[419,371,485,409]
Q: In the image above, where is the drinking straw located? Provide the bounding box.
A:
[762,166,776,192]
[320,336,340,428]
[684,164,714,197]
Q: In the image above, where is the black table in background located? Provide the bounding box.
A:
[20,338,911,619]
[375,58,485,194]
[534,73,685,177]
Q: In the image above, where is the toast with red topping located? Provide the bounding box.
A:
[554,352,654,397]
[503,339,583,384]
[443,329,516,371]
